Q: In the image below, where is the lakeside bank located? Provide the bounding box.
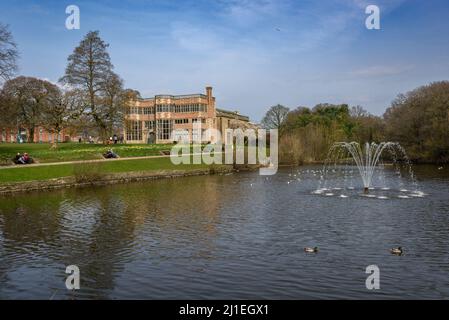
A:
[0,143,269,194]
[0,155,264,195]
[0,167,237,195]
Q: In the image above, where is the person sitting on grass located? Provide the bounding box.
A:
[17,153,32,165]
[103,149,119,159]
[13,153,22,164]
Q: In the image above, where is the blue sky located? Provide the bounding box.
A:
[1,0,448,121]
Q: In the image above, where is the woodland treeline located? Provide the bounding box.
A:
[262,81,449,164]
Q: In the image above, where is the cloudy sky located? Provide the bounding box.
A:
[1,0,448,121]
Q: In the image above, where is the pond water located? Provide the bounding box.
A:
[0,165,448,299]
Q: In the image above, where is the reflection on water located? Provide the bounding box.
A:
[0,165,449,299]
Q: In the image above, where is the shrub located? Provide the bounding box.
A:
[72,162,106,183]
[0,155,12,166]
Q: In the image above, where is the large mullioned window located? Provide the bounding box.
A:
[126,120,142,141]
[157,120,173,140]
[143,107,154,115]
[156,104,171,112]
[158,104,207,113]
[126,107,142,115]
[144,121,155,131]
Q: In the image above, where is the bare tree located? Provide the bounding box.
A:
[0,88,16,127]
[350,105,369,118]
[0,23,19,82]
[122,89,141,101]
[98,72,125,138]
[261,104,290,130]
[60,30,122,142]
[2,76,57,142]
[41,88,86,148]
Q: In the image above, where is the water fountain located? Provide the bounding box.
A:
[314,142,424,199]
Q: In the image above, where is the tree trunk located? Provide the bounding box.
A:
[101,126,109,144]
[51,131,60,149]
[28,127,35,143]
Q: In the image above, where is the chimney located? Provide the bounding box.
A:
[206,86,212,102]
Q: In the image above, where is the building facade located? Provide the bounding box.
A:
[124,86,251,144]
[0,127,73,143]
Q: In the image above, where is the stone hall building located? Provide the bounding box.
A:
[124,86,252,144]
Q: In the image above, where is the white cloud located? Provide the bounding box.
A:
[222,0,280,26]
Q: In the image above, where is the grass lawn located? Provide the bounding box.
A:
[0,143,265,185]
[0,157,225,184]
[0,143,176,164]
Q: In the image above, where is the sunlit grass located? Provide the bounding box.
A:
[0,143,174,163]
[0,157,225,184]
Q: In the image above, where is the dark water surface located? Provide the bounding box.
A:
[0,165,449,299]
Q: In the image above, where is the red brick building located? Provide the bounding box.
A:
[0,127,73,143]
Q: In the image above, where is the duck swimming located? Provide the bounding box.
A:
[304,247,319,253]
[390,247,403,255]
